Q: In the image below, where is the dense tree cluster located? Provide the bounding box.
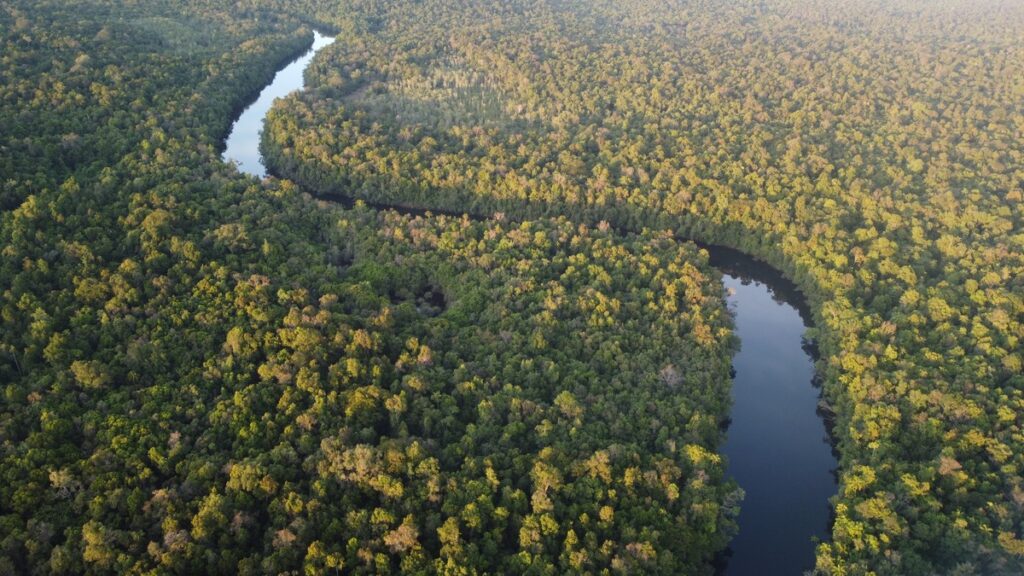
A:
[2,1,742,574]
[4,0,1023,573]
[0,0,316,210]
[261,0,1024,574]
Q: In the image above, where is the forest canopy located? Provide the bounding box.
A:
[264,0,1024,574]
[1,1,735,574]
[1,0,1022,575]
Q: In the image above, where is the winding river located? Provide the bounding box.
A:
[224,31,837,575]
[223,31,336,177]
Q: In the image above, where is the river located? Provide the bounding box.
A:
[709,248,838,575]
[222,30,838,575]
[223,30,335,177]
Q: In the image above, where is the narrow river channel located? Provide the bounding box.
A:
[223,29,838,576]
[223,31,335,176]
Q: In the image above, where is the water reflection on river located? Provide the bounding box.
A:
[712,246,837,576]
[223,31,335,177]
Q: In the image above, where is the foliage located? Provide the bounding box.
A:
[1,1,738,573]
[262,0,1024,574]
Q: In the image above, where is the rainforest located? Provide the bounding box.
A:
[1,1,1022,575]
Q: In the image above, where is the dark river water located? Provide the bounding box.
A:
[709,247,838,575]
[223,31,838,575]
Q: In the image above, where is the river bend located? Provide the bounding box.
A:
[223,30,837,576]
